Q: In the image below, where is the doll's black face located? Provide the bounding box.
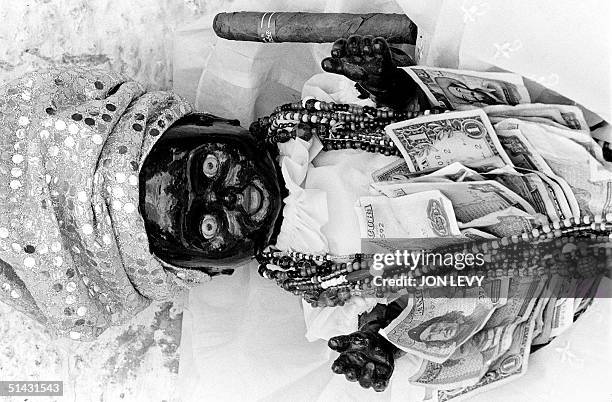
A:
[139,114,281,270]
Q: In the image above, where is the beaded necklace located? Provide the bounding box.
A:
[257,216,611,307]
[252,98,612,307]
[253,96,443,155]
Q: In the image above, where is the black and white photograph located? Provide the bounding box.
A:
[0,0,610,401]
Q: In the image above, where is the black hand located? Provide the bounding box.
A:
[321,35,420,109]
[329,329,396,391]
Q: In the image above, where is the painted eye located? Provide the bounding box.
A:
[202,154,219,177]
[200,215,218,239]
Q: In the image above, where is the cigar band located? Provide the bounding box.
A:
[258,12,277,43]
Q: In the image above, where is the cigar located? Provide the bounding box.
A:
[213,12,417,44]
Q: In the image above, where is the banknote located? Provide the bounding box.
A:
[485,277,547,331]
[549,278,578,338]
[494,125,555,175]
[532,298,547,340]
[412,162,486,183]
[496,119,612,217]
[572,277,597,314]
[543,173,582,220]
[573,275,602,316]
[410,325,507,390]
[362,226,498,256]
[402,66,530,110]
[486,277,547,353]
[373,161,487,183]
[532,277,563,346]
[485,171,561,221]
[491,110,602,162]
[411,277,544,390]
[434,297,545,402]
[460,228,498,240]
[354,190,462,240]
[542,173,581,221]
[381,280,508,363]
[371,180,537,224]
[495,122,586,219]
[459,207,540,238]
[483,103,589,132]
[371,159,413,182]
[384,109,514,173]
[515,168,576,221]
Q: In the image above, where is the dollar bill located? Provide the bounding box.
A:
[484,170,561,221]
[354,190,462,239]
[373,161,487,183]
[434,297,546,402]
[402,66,530,110]
[494,125,555,175]
[381,280,508,363]
[411,277,545,390]
[384,109,514,173]
[543,172,581,221]
[515,168,576,221]
[371,180,537,224]
[413,162,487,183]
[483,103,589,132]
[496,119,612,217]
[372,159,413,182]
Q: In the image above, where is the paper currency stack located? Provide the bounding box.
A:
[354,67,610,401]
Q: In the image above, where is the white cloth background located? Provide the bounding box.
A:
[178,269,611,401]
[174,0,611,125]
[174,1,612,400]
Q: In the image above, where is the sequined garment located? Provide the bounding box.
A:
[0,67,211,340]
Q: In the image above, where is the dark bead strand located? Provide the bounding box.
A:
[258,213,612,299]
[259,98,443,157]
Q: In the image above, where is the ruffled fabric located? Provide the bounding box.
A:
[274,136,330,255]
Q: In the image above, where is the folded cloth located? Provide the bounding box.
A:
[0,67,210,340]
